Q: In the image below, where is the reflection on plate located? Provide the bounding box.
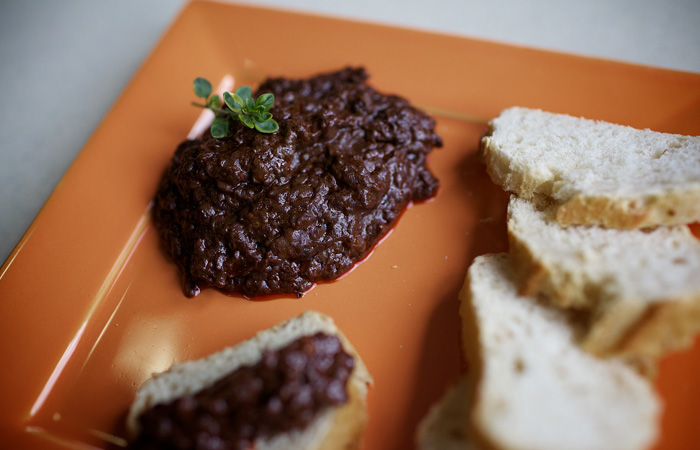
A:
[1,1,699,448]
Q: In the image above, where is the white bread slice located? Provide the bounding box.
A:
[481,107,700,229]
[508,196,700,367]
[416,377,479,450]
[457,254,660,450]
[127,311,373,450]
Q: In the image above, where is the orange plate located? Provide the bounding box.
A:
[1,1,700,448]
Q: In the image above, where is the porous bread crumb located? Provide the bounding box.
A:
[481,107,700,228]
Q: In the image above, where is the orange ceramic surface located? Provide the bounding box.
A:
[1,1,700,448]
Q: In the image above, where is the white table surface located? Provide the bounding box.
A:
[1,0,699,265]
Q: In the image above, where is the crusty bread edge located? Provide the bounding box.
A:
[507,216,599,309]
[416,376,478,450]
[557,190,700,229]
[590,294,700,375]
[480,132,544,201]
[457,262,503,450]
[126,310,372,449]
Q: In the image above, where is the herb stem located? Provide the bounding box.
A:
[190,101,230,116]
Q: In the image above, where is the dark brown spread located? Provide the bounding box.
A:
[130,333,354,450]
[154,67,442,297]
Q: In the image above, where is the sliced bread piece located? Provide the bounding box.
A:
[508,195,700,366]
[458,254,660,450]
[416,377,477,450]
[127,311,372,450]
[481,107,700,228]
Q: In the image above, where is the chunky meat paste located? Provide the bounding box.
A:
[129,333,354,450]
[154,67,442,297]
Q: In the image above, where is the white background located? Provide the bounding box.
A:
[1,0,699,263]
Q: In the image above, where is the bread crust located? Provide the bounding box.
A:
[415,377,480,450]
[557,191,700,229]
[508,225,592,308]
[604,295,700,375]
[316,380,369,450]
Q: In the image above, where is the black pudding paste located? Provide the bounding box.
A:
[130,333,354,450]
[154,67,442,297]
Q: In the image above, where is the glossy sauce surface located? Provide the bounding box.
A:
[154,67,442,297]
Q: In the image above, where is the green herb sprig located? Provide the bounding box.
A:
[192,77,279,138]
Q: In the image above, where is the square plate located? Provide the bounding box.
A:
[1,1,700,448]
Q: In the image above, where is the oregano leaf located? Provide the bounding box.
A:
[232,93,245,108]
[208,94,221,108]
[235,86,253,100]
[193,77,212,99]
[210,117,229,138]
[223,92,242,113]
[244,97,255,111]
[254,119,279,133]
[255,93,274,111]
[238,114,255,128]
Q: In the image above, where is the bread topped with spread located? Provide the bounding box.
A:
[418,254,660,450]
[481,107,700,229]
[127,311,372,450]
